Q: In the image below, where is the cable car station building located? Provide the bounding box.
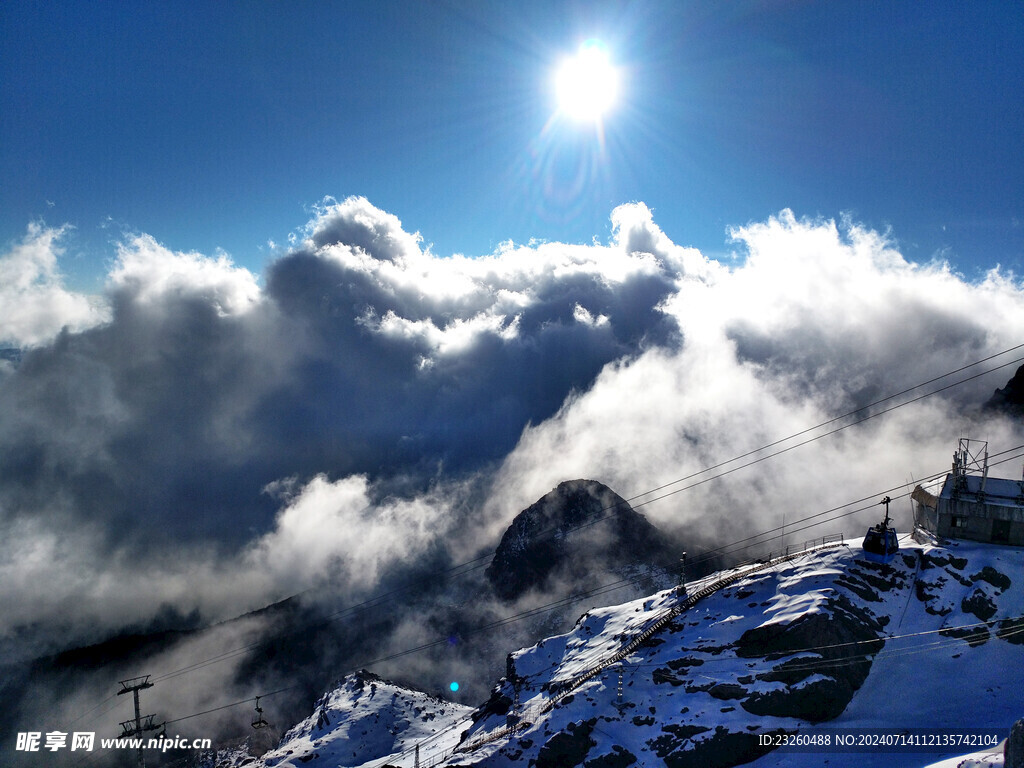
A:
[913,439,1024,546]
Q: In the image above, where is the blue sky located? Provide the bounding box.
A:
[2,1,1021,289]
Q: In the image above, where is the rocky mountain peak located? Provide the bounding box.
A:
[485,479,678,601]
[985,362,1024,415]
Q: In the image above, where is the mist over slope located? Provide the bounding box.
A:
[0,479,685,768]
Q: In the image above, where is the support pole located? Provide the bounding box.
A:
[117,676,158,768]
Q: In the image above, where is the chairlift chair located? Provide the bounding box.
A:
[251,696,270,730]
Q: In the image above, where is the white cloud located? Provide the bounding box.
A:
[109,233,261,316]
[0,471,456,656]
[244,473,450,596]
[573,302,608,327]
[610,199,710,279]
[297,196,686,360]
[3,199,1024,665]
[0,223,109,347]
[484,209,1024,544]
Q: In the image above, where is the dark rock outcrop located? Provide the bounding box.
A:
[962,588,998,621]
[1007,717,1024,768]
[536,718,597,767]
[972,566,1012,592]
[735,595,884,722]
[485,480,679,601]
[985,364,1024,415]
[652,724,780,768]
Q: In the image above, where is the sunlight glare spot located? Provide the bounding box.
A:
[555,40,619,122]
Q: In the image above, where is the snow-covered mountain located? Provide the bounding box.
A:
[201,671,473,768]
[217,535,1023,767]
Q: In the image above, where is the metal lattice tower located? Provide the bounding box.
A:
[117,675,160,768]
[953,438,989,494]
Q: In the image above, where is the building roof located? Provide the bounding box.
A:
[938,473,1024,508]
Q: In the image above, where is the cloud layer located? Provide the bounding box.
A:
[0,223,109,348]
[2,197,1024,665]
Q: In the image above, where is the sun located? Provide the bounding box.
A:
[554,40,620,122]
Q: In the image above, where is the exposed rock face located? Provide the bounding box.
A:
[985,363,1024,415]
[735,594,885,722]
[916,553,1014,646]
[485,480,679,601]
[536,719,597,768]
[1007,717,1024,768]
[654,725,776,768]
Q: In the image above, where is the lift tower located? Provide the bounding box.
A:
[117,675,160,768]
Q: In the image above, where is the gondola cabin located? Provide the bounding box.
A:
[863,495,899,563]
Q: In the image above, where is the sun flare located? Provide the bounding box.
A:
[554,40,619,122]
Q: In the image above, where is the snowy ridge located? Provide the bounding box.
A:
[222,537,1024,768]
[455,537,847,756]
[547,538,847,699]
[452,537,1023,767]
[209,671,473,768]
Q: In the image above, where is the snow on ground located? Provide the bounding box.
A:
[729,537,1024,767]
[460,537,1024,767]
[240,671,473,768]
[922,744,1005,767]
[219,537,1024,768]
